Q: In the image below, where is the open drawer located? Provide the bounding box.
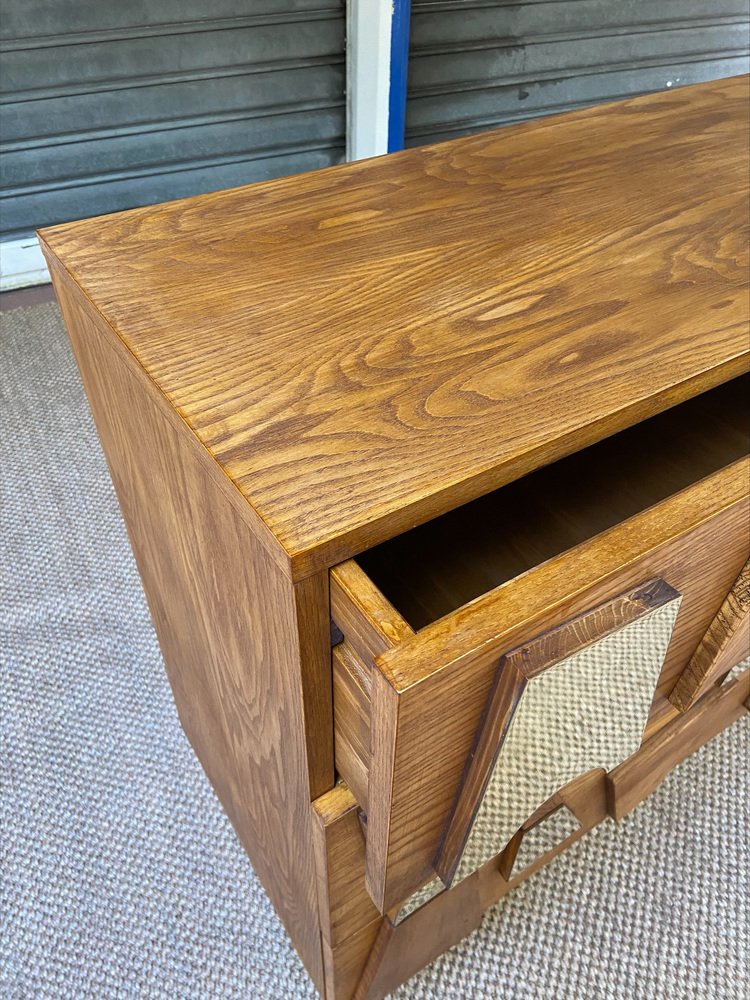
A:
[330,375,750,914]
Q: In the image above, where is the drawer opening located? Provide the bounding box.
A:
[356,373,750,630]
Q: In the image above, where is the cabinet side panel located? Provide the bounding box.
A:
[50,270,324,990]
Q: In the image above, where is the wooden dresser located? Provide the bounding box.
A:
[39,76,750,999]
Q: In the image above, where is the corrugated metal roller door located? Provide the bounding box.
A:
[406,0,750,146]
[0,1,345,240]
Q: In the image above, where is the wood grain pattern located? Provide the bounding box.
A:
[46,263,327,990]
[355,876,486,1000]
[358,375,750,628]
[295,570,336,798]
[330,560,414,665]
[311,784,384,1000]
[38,76,750,578]
[504,578,680,680]
[669,560,750,711]
[434,652,528,886]
[333,641,373,809]
[435,579,679,884]
[312,785,381,947]
[42,77,750,999]
[324,921,385,1000]
[608,668,750,819]
[364,461,749,912]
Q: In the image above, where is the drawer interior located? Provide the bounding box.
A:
[357,374,750,630]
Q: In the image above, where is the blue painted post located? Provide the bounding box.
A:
[387,0,412,152]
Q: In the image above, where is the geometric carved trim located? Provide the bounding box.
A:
[391,877,444,926]
[353,680,748,1000]
[435,578,681,886]
[501,802,581,880]
[669,559,750,712]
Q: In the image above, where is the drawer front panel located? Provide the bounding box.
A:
[332,459,750,913]
[437,578,682,886]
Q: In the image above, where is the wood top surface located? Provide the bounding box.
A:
[39,76,750,577]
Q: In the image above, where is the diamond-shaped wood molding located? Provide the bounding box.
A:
[435,578,682,886]
[670,559,750,712]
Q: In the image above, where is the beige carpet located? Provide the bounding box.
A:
[1,301,748,1000]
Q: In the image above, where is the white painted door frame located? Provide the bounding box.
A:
[346,0,411,161]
